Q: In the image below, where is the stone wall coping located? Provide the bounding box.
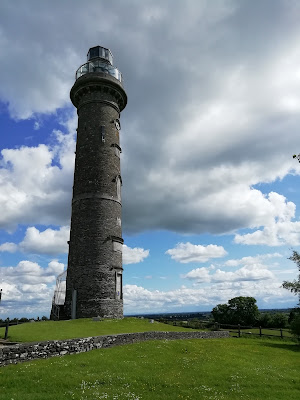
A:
[0,330,229,367]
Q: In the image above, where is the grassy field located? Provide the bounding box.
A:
[1,336,299,400]
[0,318,199,343]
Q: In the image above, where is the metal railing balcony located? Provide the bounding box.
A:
[75,59,123,82]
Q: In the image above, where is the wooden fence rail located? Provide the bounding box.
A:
[0,318,28,340]
[218,323,290,338]
[157,319,292,339]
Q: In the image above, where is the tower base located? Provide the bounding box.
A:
[63,298,123,320]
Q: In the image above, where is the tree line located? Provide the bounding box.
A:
[212,297,292,328]
[212,251,300,339]
[0,316,49,324]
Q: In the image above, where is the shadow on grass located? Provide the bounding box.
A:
[259,341,300,352]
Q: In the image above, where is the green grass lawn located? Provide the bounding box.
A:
[0,318,199,343]
[1,337,299,400]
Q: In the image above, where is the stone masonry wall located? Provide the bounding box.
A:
[64,72,127,319]
[0,330,229,367]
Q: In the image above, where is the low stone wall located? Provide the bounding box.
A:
[0,330,229,367]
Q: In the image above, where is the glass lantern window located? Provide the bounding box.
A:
[89,47,98,59]
[75,60,122,82]
[87,46,113,64]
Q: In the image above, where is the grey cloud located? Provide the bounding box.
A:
[0,1,300,235]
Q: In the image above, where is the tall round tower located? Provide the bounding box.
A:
[64,46,127,319]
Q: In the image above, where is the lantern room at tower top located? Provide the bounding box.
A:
[75,45,123,82]
[88,45,113,64]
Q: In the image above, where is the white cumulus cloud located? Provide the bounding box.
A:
[123,244,149,265]
[0,132,75,232]
[123,279,294,314]
[224,253,282,267]
[234,193,300,246]
[235,221,300,246]
[19,226,69,255]
[212,266,274,283]
[0,242,18,253]
[181,267,211,283]
[182,264,274,284]
[2,260,64,285]
[0,260,65,317]
[166,242,227,263]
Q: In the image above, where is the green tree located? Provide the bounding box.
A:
[212,296,259,326]
[288,309,300,324]
[282,251,300,301]
[211,303,232,324]
[271,313,288,328]
[257,312,273,328]
[290,315,300,341]
[282,251,300,340]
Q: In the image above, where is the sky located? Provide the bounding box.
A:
[0,0,300,319]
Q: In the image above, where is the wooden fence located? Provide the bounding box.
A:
[217,323,290,338]
[0,319,28,340]
[167,320,291,339]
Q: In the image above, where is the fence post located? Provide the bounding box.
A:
[4,318,9,340]
[280,328,283,339]
[238,324,241,338]
[259,326,262,337]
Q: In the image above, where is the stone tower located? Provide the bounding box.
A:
[63,46,127,319]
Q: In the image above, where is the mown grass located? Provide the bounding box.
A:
[0,318,199,343]
[1,337,299,400]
